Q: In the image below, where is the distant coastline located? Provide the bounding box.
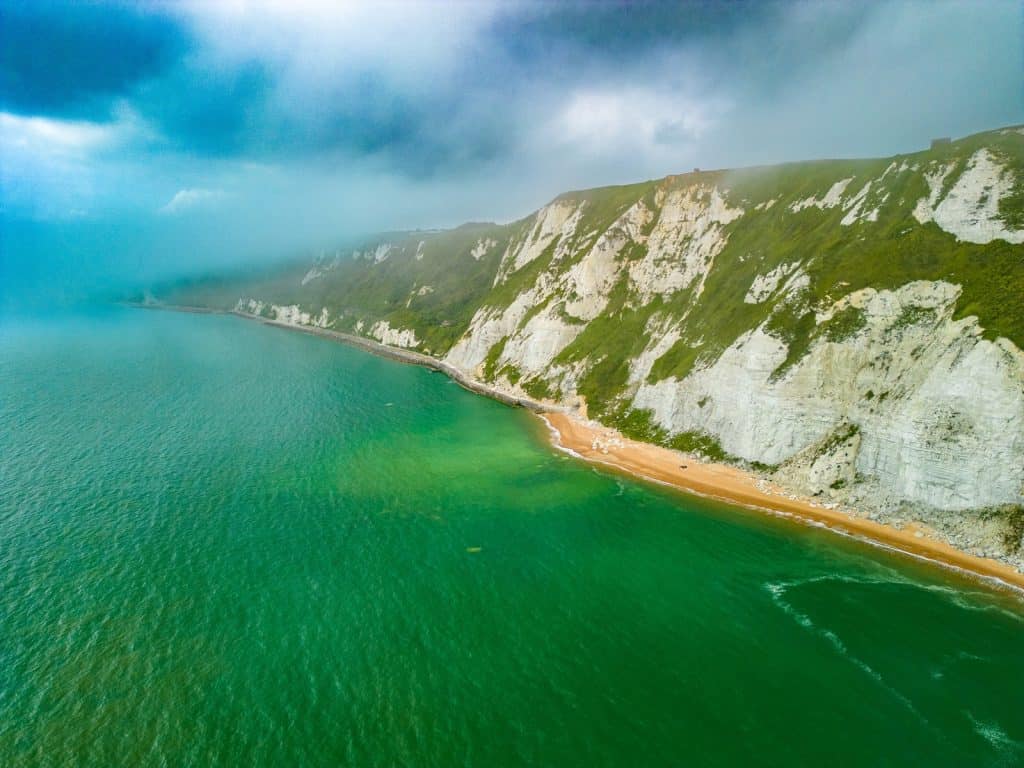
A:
[131,302,569,412]
[137,303,1024,595]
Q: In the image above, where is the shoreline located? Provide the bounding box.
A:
[255,315,573,414]
[140,303,1024,595]
[131,303,570,413]
[540,411,1024,593]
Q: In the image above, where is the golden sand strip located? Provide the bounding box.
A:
[540,412,1024,593]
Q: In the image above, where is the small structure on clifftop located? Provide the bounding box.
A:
[930,137,951,149]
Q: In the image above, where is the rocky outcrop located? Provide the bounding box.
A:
[495,200,583,283]
[631,282,1024,516]
[236,299,331,328]
[370,320,420,349]
[914,149,1024,244]
[627,186,742,302]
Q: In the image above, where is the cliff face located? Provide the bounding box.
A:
[167,126,1024,563]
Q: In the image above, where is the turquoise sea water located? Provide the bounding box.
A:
[1,307,1022,767]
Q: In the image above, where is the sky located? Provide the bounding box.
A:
[1,0,1022,307]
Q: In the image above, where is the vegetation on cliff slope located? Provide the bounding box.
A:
[161,126,1024,448]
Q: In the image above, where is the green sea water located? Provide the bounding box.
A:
[1,307,1022,767]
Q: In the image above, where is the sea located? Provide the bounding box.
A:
[2,307,1022,767]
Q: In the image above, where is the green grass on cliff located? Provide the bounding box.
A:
[646,128,1024,388]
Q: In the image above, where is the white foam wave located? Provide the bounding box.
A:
[764,578,929,724]
[967,712,1021,752]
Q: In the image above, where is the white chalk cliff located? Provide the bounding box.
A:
[183,126,1024,565]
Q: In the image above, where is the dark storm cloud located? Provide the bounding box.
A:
[133,59,273,157]
[0,1,515,173]
[500,0,769,53]
[0,1,187,120]
[0,1,900,174]
[493,1,876,93]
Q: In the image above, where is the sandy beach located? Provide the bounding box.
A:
[540,411,1024,592]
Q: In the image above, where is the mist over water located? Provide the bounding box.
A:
[1,308,1022,767]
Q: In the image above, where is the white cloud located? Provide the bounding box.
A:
[558,87,724,150]
[159,188,225,215]
[0,106,159,218]
[0,112,118,217]
[0,111,116,157]
[176,0,504,91]
[521,84,732,185]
